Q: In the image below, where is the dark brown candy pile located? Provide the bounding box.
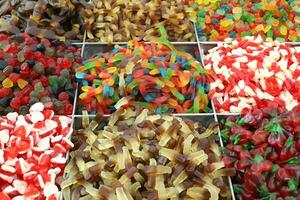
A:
[0,0,89,40]
[61,108,235,199]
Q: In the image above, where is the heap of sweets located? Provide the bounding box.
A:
[84,0,196,42]
[76,37,210,114]
[196,0,300,42]
[0,33,82,115]
[0,0,89,40]
[221,103,300,199]
[62,107,236,199]
[204,36,300,113]
[0,103,74,200]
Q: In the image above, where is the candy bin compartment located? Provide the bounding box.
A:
[217,105,300,199]
[61,110,236,200]
[199,38,300,114]
[75,41,213,115]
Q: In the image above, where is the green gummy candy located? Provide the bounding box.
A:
[34,82,44,92]
[48,76,59,86]
[33,63,45,75]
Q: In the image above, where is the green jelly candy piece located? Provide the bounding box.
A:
[41,97,52,103]
[65,53,74,60]
[48,76,59,86]
[84,61,96,70]
[93,79,102,86]
[58,76,67,86]
[65,81,74,91]
[17,52,25,62]
[29,97,39,104]
[45,47,55,57]
[0,41,9,49]
[266,30,274,38]
[128,81,139,90]
[34,82,44,93]
[54,100,64,108]
[30,90,39,98]
[51,85,59,95]
[33,63,45,75]
[60,69,70,78]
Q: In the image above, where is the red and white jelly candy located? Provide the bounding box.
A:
[205,36,300,112]
[0,103,73,199]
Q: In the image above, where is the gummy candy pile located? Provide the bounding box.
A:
[0,34,82,115]
[62,108,236,199]
[204,36,300,113]
[84,0,196,42]
[76,38,210,114]
[0,103,73,200]
[0,0,89,40]
[195,0,300,42]
[221,104,300,199]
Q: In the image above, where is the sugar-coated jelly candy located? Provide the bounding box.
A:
[76,35,211,114]
[195,0,300,42]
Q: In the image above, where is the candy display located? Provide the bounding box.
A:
[62,108,235,199]
[0,33,82,115]
[204,36,300,113]
[76,38,210,114]
[0,0,299,198]
[195,0,300,42]
[0,103,74,199]
[0,0,88,40]
[84,0,196,42]
[221,103,300,199]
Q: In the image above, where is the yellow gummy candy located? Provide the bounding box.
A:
[264,25,272,33]
[273,20,279,27]
[2,78,13,88]
[107,67,117,73]
[210,29,219,38]
[17,79,28,89]
[255,24,264,32]
[220,19,233,28]
[232,7,242,14]
[280,25,288,36]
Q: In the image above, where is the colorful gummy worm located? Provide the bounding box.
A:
[76,37,211,114]
[195,0,300,42]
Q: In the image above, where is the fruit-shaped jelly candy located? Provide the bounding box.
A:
[0,33,81,115]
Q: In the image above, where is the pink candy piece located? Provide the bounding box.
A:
[205,36,300,113]
[0,103,74,199]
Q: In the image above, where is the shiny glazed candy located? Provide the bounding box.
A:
[0,34,82,115]
[222,104,300,199]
